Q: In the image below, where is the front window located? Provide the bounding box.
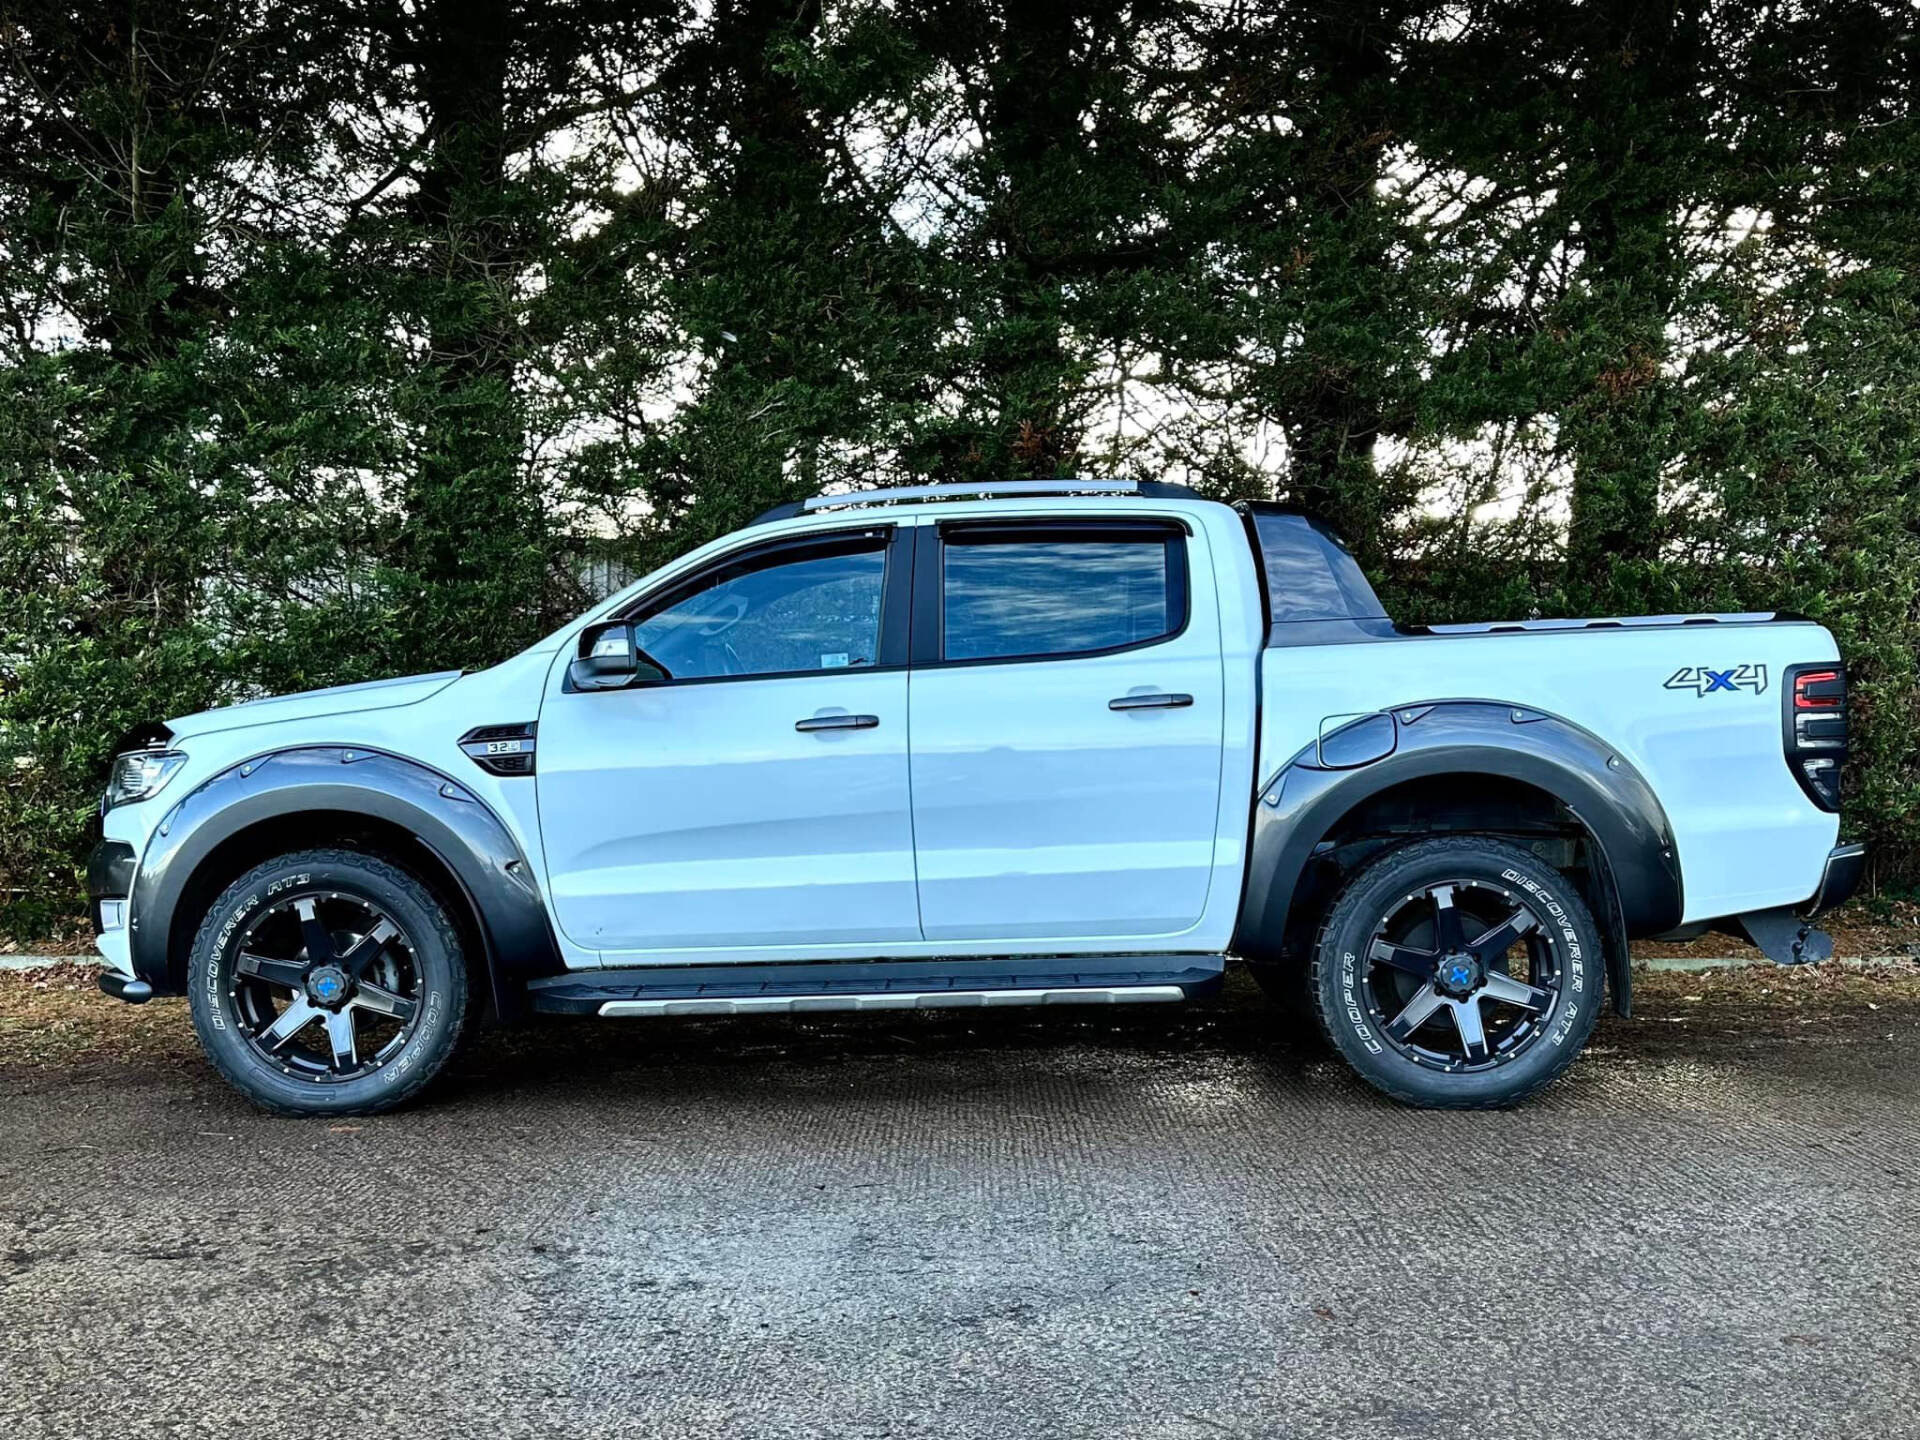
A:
[630,540,887,680]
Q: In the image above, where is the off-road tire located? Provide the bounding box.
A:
[1310,835,1604,1109]
[187,848,470,1117]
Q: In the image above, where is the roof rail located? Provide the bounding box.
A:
[804,478,1139,512]
[751,478,1198,526]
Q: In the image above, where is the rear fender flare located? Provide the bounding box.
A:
[1232,702,1683,1016]
[128,747,563,1014]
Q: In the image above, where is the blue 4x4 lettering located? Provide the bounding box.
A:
[1665,663,1767,697]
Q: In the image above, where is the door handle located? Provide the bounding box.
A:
[1108,692,1193,711]
[795,713,880,732]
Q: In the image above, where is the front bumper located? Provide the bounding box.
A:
[97,969,153,1004]
[1803,842,1866,918]
[88,839,144,1000]
[87,839,137,931]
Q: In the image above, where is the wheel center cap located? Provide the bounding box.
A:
[307,965,351,1008]
[1436,953,1482,998]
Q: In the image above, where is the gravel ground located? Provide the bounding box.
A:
[4,960,1920,1439]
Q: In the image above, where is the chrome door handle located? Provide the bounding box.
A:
[1108,692,1193,711]
[795,714,880,732]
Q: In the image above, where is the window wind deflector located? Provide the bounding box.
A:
[939,517,1187,545]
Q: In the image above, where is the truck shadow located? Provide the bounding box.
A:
[430,965,1381,1110]
[428,967,1884,1113]
[444,989,1310,1099]
[10,964,1905,1119]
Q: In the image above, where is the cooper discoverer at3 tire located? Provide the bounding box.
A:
[1309,835,1604,1109]
[187,847,471,1116]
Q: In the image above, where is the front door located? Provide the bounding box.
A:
[906,517,1226,942]
[537,526,922,956]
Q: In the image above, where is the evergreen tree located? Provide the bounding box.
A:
[0,0,354,921]
[2,0,1917,927]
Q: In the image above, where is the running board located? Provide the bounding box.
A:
[598,986,1185,1017]
[523,955,1225,1018]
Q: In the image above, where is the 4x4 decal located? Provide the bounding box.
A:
[1665,663,1767,697]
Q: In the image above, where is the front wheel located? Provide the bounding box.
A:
[187,848,470,1116]
[1310,835,1604,1109]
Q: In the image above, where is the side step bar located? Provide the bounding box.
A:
[599,986,1185,1018]
[524,954,1226,1018]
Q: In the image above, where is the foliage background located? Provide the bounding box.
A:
[2,0,1915,931]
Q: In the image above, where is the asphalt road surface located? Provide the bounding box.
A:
[4,964,1919,1439]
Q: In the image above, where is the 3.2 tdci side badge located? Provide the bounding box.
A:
[1665,663,1767,697]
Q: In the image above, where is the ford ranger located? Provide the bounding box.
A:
[88,479,1863,1113]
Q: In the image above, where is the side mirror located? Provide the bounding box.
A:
[569,622,668,691]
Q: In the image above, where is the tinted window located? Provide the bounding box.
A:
[942,535,1179,661]
[632,546,885,680]
[1249,510,1386,624]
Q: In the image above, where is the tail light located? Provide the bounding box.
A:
[1783,663,1847,811]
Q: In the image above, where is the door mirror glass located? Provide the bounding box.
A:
[569,622,668,691]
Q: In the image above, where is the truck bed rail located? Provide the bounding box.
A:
[1416,613,1786,636]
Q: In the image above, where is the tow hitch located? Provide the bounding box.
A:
[1731,841,1866,965]
[1735,909,1834,967]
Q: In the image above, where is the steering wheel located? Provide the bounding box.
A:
[696,594,749,636]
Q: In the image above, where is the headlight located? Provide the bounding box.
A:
[102,750,188,811]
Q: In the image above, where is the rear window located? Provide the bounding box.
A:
[941,528,1185,662]
[1247,509,1386,624]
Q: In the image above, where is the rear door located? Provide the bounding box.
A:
[906,516,1226,942]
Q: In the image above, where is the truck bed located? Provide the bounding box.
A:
[1256,615,1840,923]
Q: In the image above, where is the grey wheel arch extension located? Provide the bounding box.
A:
[126,747,564,1014]
[1231,701,1684,1018]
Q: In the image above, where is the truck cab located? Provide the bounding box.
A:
[89,480,1862,1114]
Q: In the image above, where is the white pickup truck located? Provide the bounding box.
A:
[89,480,1862,1113]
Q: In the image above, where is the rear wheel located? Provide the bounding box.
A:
[1310,835,1603,1109]
[187,848,470,1116]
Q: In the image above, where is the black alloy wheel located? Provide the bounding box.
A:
[227,890,423,1081]
[1311,835,1604,1108]
[189,848,470,1116]
[1360,879,1559,1071]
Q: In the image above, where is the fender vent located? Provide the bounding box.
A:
[459,723,537,776]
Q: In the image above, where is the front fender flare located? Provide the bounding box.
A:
[1232,702,1683,1016]
[128,747,563,1013]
